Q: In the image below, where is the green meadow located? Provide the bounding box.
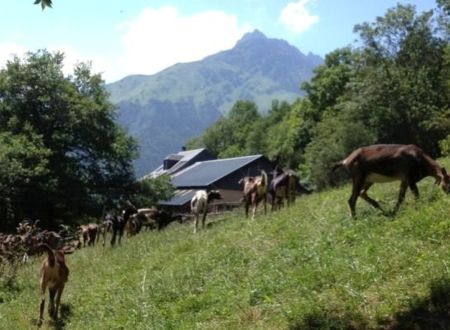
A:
[1,167,450,329]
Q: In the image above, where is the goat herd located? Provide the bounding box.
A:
[190,164,306,233]
[0,204,183,326]
[1,144,449,326]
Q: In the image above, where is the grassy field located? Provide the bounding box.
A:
[1,170,450,329]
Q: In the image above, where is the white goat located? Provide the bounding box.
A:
[190,190,222,233]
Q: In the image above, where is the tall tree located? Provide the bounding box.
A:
[0,50,137,228]
[352,4,450,155]
[301,47,356,118]
[189,100,262,158]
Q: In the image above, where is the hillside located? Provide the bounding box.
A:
[106,30,323,177]
[1,166,450,329]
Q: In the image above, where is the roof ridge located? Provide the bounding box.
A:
[200,154,262,163]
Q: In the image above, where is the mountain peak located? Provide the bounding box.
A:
[237,29,267,45]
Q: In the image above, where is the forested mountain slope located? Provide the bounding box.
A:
[107,30,322,176]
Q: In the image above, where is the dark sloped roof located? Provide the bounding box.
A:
[142,148,210,179]
[171,155,262,187]
[159,189,197,206]
[165,154,183,161]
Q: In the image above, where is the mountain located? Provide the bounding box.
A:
[106,30,323,177]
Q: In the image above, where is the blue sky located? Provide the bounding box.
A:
[0,0,438,83]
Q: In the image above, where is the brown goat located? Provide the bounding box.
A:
[38,243,69,326]
[79,224,98,247]
[239,170,268,220]
[268,167,299,210]
[332,144,450,217]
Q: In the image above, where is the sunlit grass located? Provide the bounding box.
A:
[1,161,450,329]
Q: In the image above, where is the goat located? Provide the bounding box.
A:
[332,144,450,217]
[134,207,180,231]
[125,214,142,236]
[239,170,268,220]
[38,243,69,326]
[190,190,222,233]
[122,201,142,237]
[268,167,298,211]
[102,212,126,246]
[79,224,98,247]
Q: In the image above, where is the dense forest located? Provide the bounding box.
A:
[188,2,450,189]
[0,1,449,230]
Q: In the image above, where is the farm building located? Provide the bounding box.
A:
[143,148,215,179]
[148,150,274,214]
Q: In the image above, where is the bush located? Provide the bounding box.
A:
[303,114,376,190]
[439,135,450,156]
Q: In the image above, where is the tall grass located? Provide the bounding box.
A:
[1,171,450,329]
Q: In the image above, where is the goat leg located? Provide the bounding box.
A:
[263,196,267,215]
[193,214,199,234]
[38,282,47,326]
[393,181,408,215]
[55,286,64,320]
[359,183,386,215]
[49,288,56,318]
[201,210,207,229]
[38,298,45,326]
[348,175,365,218]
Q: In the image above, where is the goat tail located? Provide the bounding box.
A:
[39,243,56,267]
[261,170,268,186]
[331,161,344,172]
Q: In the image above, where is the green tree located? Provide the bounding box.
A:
[302,2,450,189]
[189,100,262,158]
[132,175,174,207]
[303,112,377,189]
[352,4,450,155]
[0,50,137,229]
[264,100,313,168]
[301,47,356,118]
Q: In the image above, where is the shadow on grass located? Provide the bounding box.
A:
[32,303,72,329]
[382,278,450,330]
[287,278,450,330]
[287,309,368,330]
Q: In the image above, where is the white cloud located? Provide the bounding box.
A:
[0,42,27,68]
[279,0,319,33]
[0,7,252,82]
[48,45,113,80]
[116,6,251,79]
[0,42,112,81]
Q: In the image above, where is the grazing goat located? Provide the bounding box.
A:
[332,144,450,217]
[102,212,126,246]
[79,224,98,247]
[125,214,142,236]
[134,207,181,231]
[239,170,268,220]
[38,243,69,326]
[122,201,142,237]
[268,167,298,211]
[190,190,222,233]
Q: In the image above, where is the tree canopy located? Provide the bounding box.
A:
[34,0,52,10]
[0,50,138,229]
